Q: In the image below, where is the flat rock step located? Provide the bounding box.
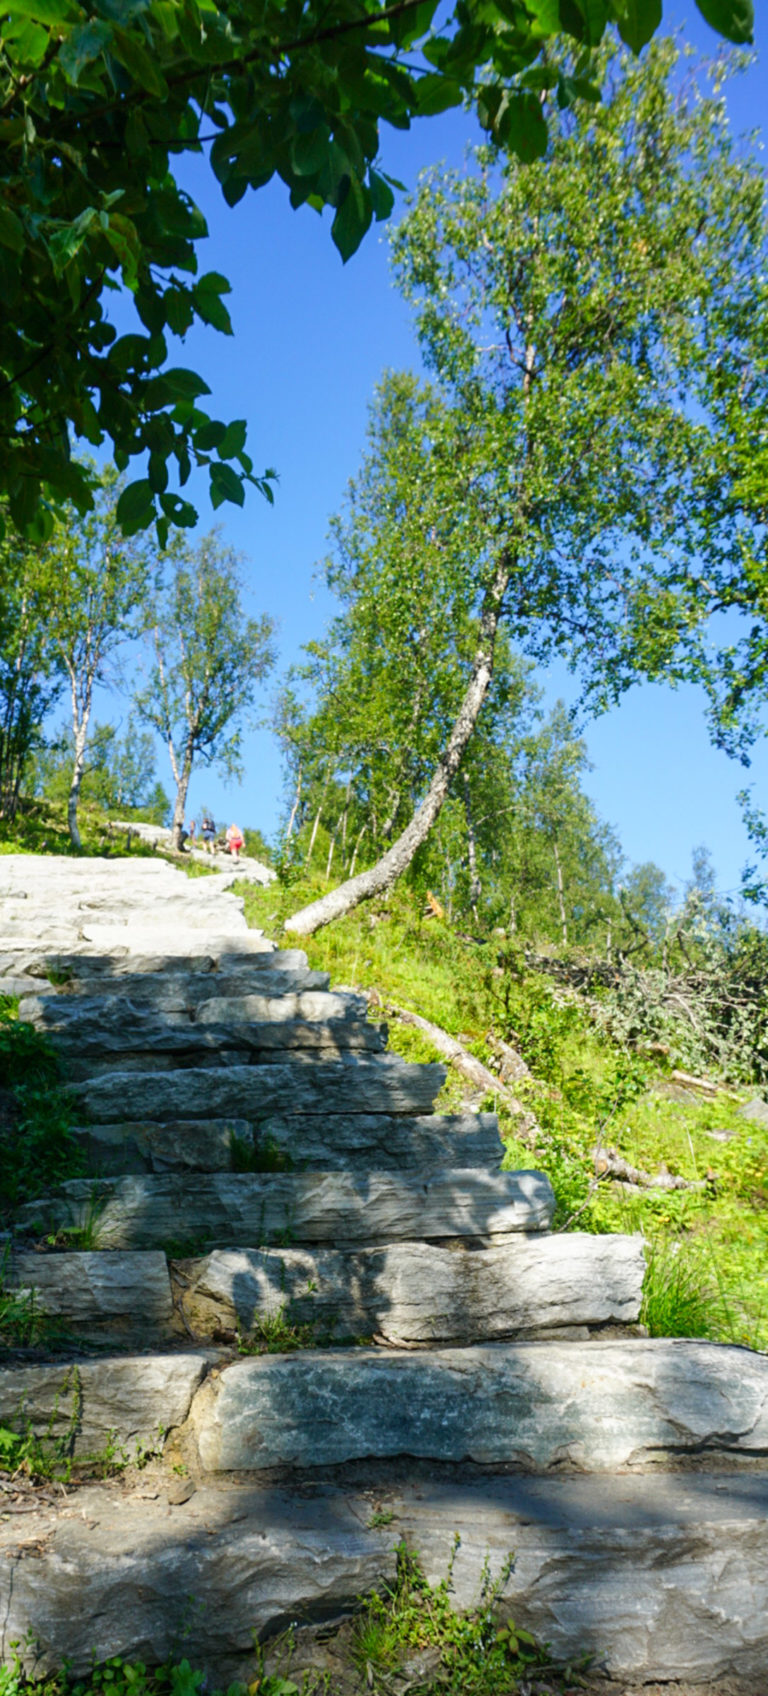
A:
[69,1112,505,1176]
[0,1353,206,1455]
[7,1249,173,1327]
[2,1471,766,1686]
[70,1054,446,1123]
[180,1231,644,1343]
[189,1337,768,1474]
[17,1168,554,1248]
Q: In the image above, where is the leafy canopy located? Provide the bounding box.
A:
[0,0,753,544]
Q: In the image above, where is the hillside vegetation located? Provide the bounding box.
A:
[240,870,768,1353]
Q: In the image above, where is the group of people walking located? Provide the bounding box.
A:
[183,815,245,862]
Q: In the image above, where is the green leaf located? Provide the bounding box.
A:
[612,0,662,52]
[157,368,212,402]
[193,419,227,451]
[9,0,79,21]
[414,73,463,117]
[58,19,112,82]
[209,460,245,508]
[694,0,753,42]
[111,26,169,97]
[217,418,247,456]
[497,91,548,162]
[331,177,372,263]
[291,126,331,177]
[116,477,155,534]
[0,207,24,254]
[368,169,395,223]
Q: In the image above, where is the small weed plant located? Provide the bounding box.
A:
[351,1537,590,1694]
[237,1302,314,1355]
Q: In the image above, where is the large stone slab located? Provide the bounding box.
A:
[7,1249,172,1326]
[19,996,383,1064]
[69,1111,504,1177]
[0,1354,206,1454]
[17,1168,555,1249]
[181,1231,644,1343]
[252,1111,505,1171]
[70,1054,447,1123]
[70,1119,251,1175]
[191,1338,768,1474]
[1,1472,767,1686]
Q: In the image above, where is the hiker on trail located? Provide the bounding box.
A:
[201,812,216,855]
[186,820,196,851]
[226,822,244,862]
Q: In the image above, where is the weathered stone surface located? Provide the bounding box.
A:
[181,1232,645,1343]
[191,1338,768,1474]
[7,1249,173,1324]
[70,1120,249,1174]
[18,1168,555,1249]
[195,990,368,1024]
[252,1111,504,1171]
[18,995,383,1063]
[71,1054,447,1123]
[70,1111,503,1176]
[738,1097,768,1126]
[1,1472,767,1686]
[0,1354,206,1453]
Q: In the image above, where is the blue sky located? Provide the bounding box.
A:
[95,9,767,901]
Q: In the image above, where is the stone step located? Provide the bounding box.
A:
[7,1249,173,1328]
[16,1168,555,1249]
[189,1338,768,1475]
[35,969,332,1006]
[1,1471,766,1686]
[20,988,368,1033]
[180,1231,644,1344]
[0,943,289,982]
[0,1353,207,1456]
[70,1054,446,1123]
[70,1111,505,1176]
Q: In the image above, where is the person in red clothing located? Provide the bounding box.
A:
[225,822,244,862]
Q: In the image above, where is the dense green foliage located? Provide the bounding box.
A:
[0,0,749,538]
[282,35,768,937]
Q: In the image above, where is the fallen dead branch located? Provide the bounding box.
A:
[372,996,542,1147]
[595,1147,714,1193]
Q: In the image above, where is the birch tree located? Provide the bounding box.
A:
[41,471,149,849]
[285,36,766,935]
[135,534,276,850]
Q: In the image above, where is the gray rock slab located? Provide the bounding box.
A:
[192,1338,768,1475]
[7,1250,173,1324]
[18,1168,555,1249]
[19,997,383,1061]
[738,1097,768,1126]
[182,1232,645,1344]
[1,1472,767,1686]
[0,1353,206,1454]
[70,1055,447,1123]
[69,1112,503,1177]
[252,1111,504,1170]
[70,1120,249,1174]
[195,990,368,1024]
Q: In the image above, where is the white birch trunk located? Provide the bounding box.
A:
[285,555,511,936]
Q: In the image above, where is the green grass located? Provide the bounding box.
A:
[0,798,164,859]
[0,1012,85,1222]
[240,873,768,1350]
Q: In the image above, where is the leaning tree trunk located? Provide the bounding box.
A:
[285,555,511,936]
[171,750,193,851]
[67,707,90,851]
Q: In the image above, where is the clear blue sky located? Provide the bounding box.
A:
[97,10,767,901]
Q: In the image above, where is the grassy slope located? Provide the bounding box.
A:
[240,871,768,1350]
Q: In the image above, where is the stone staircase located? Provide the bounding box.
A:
[1,855,766,1690]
